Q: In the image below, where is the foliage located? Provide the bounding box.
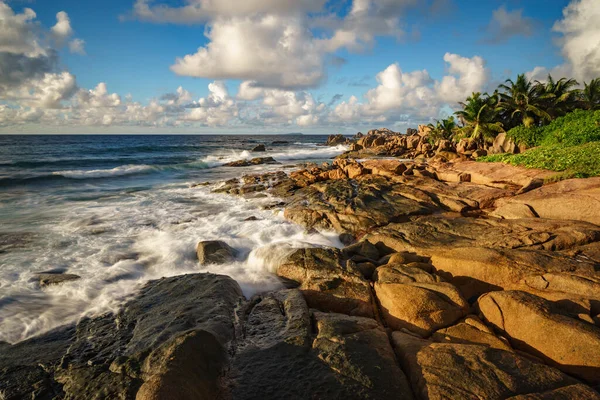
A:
[455,92,504,145]
[539,109,600,146]
[479,142,600,178]
[581,78,600,110]
[498,74,551,129]
[427,116,457,142]
[505,125,542,147]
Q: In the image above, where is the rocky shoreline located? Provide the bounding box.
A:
[2,128,600,399]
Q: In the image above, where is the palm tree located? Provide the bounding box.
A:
[581,78,600,110]
[498,74,551,128]
[455,92,504,146]
[534,75,579,118]
[427,116,457,141]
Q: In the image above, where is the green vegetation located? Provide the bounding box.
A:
[427,72,600,146]
[424,72,600,178]
[481,142,600,178]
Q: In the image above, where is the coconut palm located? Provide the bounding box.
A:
[455,92,504,146]
[498,74,551,128]
[581,78,600,110]
[535,75,579,118]
[427,116,457,141]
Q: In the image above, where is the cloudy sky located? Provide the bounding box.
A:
[0,0,598,134]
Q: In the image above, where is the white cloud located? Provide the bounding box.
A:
[164,0,417,89]
[330,53,489,124]
[68,38,85,55]
[171,15,327,89]
[552,0,600,82]
[0,3,45,56]
[482,6,536,44]
[50,11,73,44]
[436,53,489,104]
[526,0,600,83]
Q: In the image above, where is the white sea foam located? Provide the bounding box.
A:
[201,144,348,167]
[54,164,155,179]
[0,183,342,343]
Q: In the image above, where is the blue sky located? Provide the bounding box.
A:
[1,0,598,133]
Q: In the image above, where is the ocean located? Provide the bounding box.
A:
[0,134,347,343]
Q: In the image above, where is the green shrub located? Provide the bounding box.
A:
[506,125,542,147]
[479,142,600,178]
[540,109,600,146]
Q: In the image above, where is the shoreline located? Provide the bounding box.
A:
[1,130,600,399]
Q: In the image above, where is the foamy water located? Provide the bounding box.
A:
[0,134,348,343]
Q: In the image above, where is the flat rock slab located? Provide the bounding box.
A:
[365,214,600,257]
[433,160,555,188]
[430,246,599,300]
[496,177,600,226]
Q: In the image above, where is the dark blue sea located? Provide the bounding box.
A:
[0,135,347,343]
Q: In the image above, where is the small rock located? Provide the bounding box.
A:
[196,240,237,265]
[35,272,81,287]
[252,144,266,152]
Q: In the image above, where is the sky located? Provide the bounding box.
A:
[0,0,599,134]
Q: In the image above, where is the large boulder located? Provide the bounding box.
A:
[490,132,519,154]
[0,273,244,400]
[251,144,266,152]
[392,331,588,400]
[374,265,469,337]
[326,134,347,146]
[196,240,237,265]
[478,290,600,384]
[225,289,414,400]
[277,247,374,317]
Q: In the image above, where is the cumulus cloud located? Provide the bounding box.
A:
[330,53,489,125]
[50,11,73,44]
[0,2,78,109]
[525,0,600,83]
[482,6,537,44]
[155,0,421,89]
[551,0,600,82]
[171,15,327,89]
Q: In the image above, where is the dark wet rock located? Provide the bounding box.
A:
[224,157,280,167]
[251,144,266,152]
[0,273,244,400]
[277,247,374,318]
[392,331,585,400]
[196,240,237,265]
[35,272,81,287]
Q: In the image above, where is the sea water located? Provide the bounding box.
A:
[0,134,347,343]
